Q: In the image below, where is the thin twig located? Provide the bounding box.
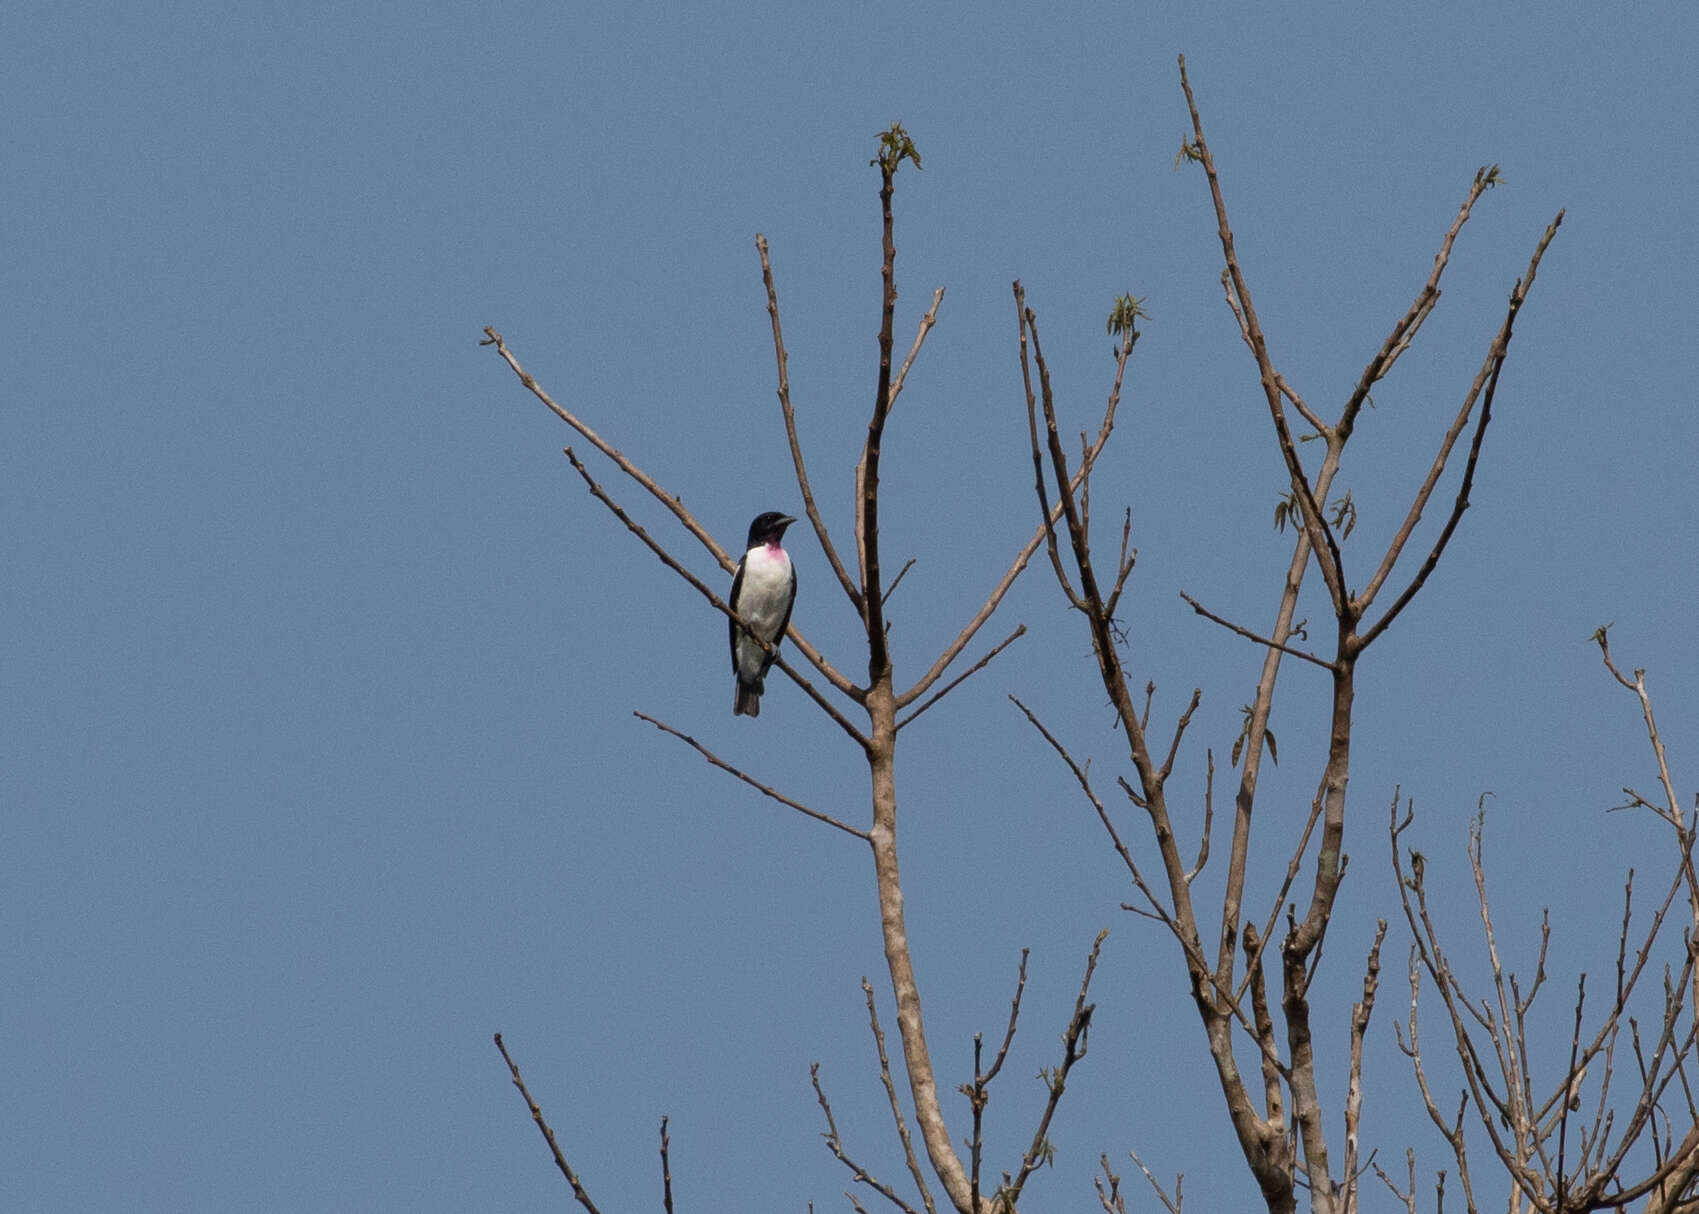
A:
[1103,507,1138,622]
[893,501,1071,712]
[861,979,938,1214]
[659,1116,674,1214]
[755,234,863,611]
[1368,1148,1417,1214]
[1343,922,1389,1213]
[897,626,1026,730]
[634,712,869,841]
[889,287,946,409]
[1095,1154,1128,1214]
[1009,696,1281,1069]
[1234,791,1330,1006]
[493,1033,605,1214]
[1179,591,1337,671]
[1017,293,1080,608]
[1597,635,1686,829]
[985,950,1031,1085]
[1126,1148,1184,1214]
[1355,210,1565,649]
[1184,749,1214,885]
[1217,274,1326,436]
[1177,55,1345,612]
[811,1063,922,1214]
[966,953,1030,1214]
[1005,931,1107,1206]
[1339,165,1506,441]
[897,320,1100,712]
[1156,689,1203,786]
[882,558,917,606]
[482,326,722,562]
[1010,695,1176,933]
[969,1034,985,1214]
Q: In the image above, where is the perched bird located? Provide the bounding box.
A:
[729,511,797,717]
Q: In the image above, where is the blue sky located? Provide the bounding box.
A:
[5,3,1695,1210]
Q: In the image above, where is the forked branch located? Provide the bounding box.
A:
[1393,650,1699,1212]
[1019,55,1562,1214]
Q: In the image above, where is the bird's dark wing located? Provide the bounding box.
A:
[728,557,747,673]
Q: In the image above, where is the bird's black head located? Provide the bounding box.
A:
[746,511,797,549]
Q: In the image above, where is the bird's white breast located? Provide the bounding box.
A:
[737,545,793,639]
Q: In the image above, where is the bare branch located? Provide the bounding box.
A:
[1185,750,1214,886]
[559,447,868,742]
[812,1063,923,1214]
[965,955,1031,1214]
[854,138,908,679]
[857,128,975,1214]
[1214,457,1337,1007]
[895,495,1077,711]
[1102,506,1138,622]
[1390,768,1699,1214]
[1596,633,1686,828]
[1553,978,1586,1202]
[1177,55,1346,611]
[493,1033,605,1214]
[1368,1148,1417,1214]
[883,558,917,606]
[633,712,869,841]
[1355,210,1564,648]
[1156,688,1203,786]
[968,1035,986,1214]
[756,233,862,611]
[487,331,870,720]
[984,951,1030,1086]
[1179,591,1338,672]
[1132,1149,1185,1213]
[1010,695,1176,934]
[861,979,939,1214]
[889,287,946,409]
[482,326,723,562]
[896,286,1119,716]
[1339,165,1507,441]
[1217,271,1327,437]
[1017,291,1081,609]
[1017,215,1305,1204]
[1014,695,1287,1087]
[1235,793,1327,1007]
[1243,922,1286,1125]
[1095,1154,1129,1214]
[1342,922,1388,1209]
[659,1116,674,1214]
[897,626,1026,731]
[1004,930,1106,1207]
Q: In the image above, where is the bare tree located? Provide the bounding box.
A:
[1015,54,1560,1214]
[485,122,1098,1214]
[1388,635,1699,1214]
[480,54,1691,1214]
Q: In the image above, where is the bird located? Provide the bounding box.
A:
[729,511,797,717]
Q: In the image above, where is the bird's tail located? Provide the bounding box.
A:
[734,679,763,717]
